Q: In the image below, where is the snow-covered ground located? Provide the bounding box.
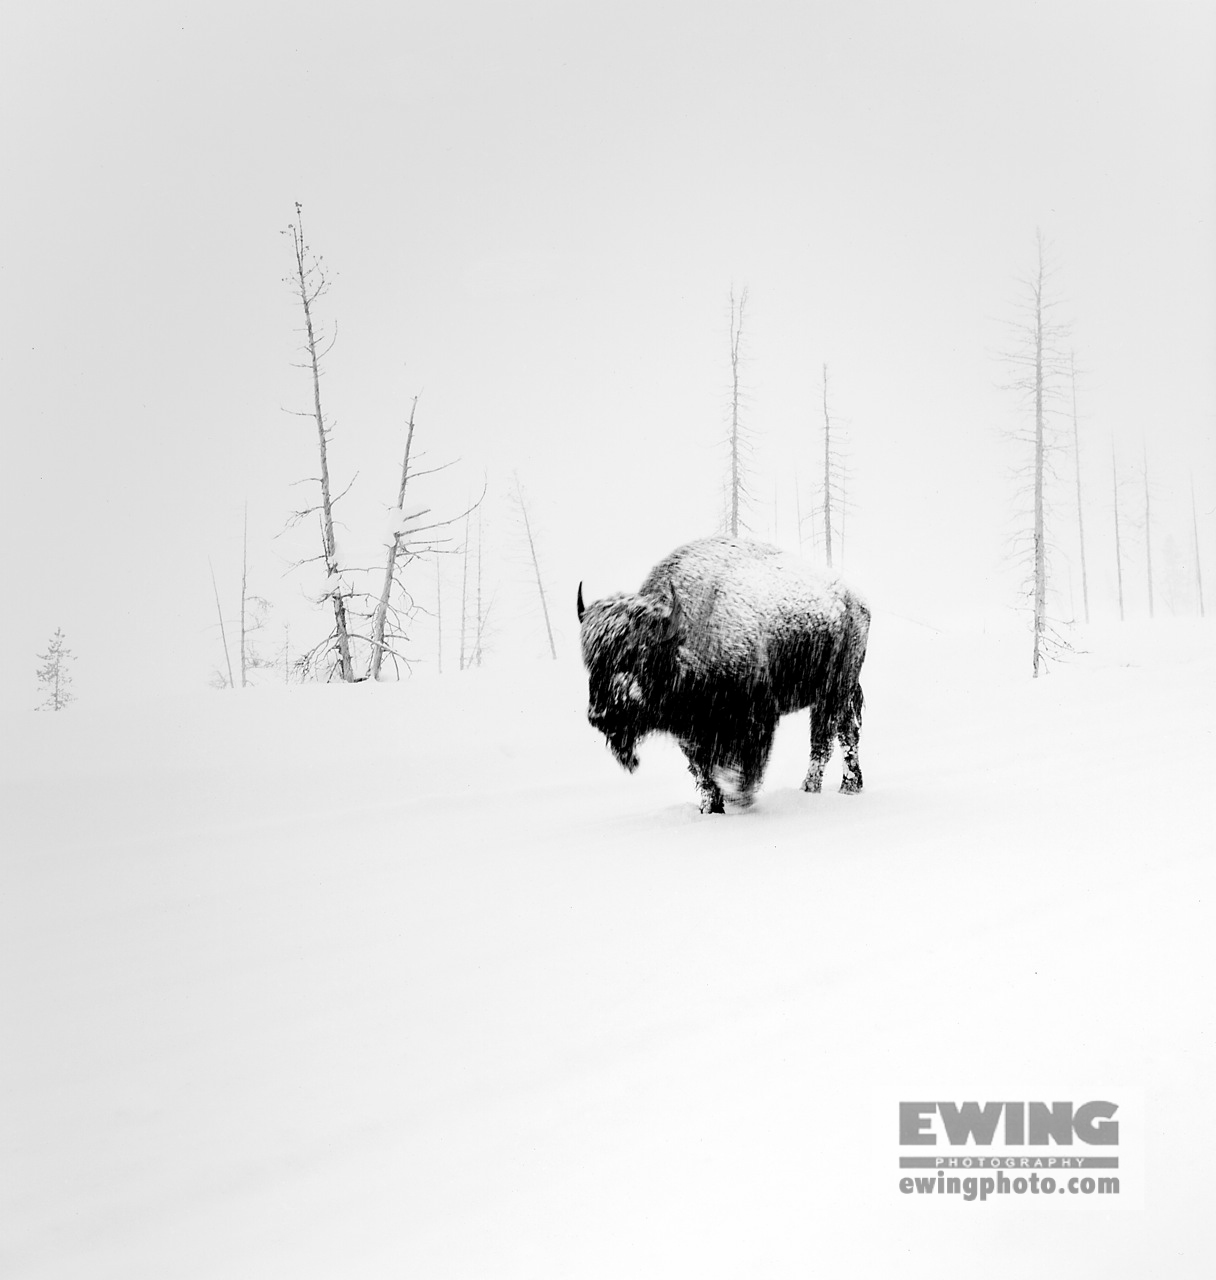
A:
[4,616,1214,1277]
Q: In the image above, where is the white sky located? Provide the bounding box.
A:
[3,1,1214,709]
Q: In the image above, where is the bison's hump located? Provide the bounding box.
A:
[635,537,866,677]
[643,537,856,622]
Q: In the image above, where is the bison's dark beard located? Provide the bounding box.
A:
[587,707,643,772]
[605,732,640,773]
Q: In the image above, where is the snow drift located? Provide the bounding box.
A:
[3,617,1213,1277]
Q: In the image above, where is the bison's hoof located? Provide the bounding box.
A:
[839,776,862,794]
[700,794,726,815]
[802,777,823,794]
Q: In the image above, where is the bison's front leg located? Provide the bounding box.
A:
[699,783,726,814]
[734,721,776,808]
[680,740,726,814]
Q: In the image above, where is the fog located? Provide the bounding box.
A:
[3,1,1213,705]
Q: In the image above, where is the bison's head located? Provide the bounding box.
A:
[577,581,680,772]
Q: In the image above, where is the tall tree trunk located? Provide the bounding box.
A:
[728,288,747,537]
[474,507,484,666]
[290,204,354,681]
[368,400,418,681]
[459,510,470,670]
[1032,244,1047,677]
[822,363,834,569]
[209,558,235,689]
[516,480,557,659]
[1070,353,1089,623]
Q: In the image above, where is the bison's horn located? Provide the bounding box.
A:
[576,580,586,623]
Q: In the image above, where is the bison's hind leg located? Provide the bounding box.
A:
[803,686,864,795]
[838,683,864,794]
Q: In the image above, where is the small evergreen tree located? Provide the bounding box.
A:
[36,629,75,711]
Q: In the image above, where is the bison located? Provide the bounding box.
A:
[577,536,870,813]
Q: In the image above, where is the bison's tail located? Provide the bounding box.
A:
[824,596,868,733]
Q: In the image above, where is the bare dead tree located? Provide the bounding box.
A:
[283,203,355,682]
[1112,440,1126,622]
[279,211,480,681]
[446,504,491,672]
[724,286,755,536]
[793,467,820,559]
[454,503,492,668]
[209,558,235,689]
[817,363,853,570]
[1029,237,1057,669]
[822,363,834,567]
[367,398,418,681]
[343,410,480,681]
[1192,477,1206,617]
[472,506,489,667]
[1000,230,1073,675]
[234,506,274,685]
[1070,353,1090,623]
[513,474,557,660]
